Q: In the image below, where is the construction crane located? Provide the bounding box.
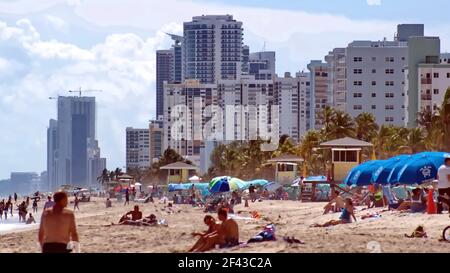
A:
[68,87,103,97]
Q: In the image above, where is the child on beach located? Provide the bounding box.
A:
[312,198,357,227]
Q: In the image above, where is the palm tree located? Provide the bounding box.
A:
[355,112,379,142]
[318,106,336,139]
[328,110,355,139]
[400,127,425,154]
[97,168,110,192]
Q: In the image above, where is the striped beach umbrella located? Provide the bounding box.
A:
[209,176,246,193]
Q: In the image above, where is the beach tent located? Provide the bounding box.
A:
[304,176,328,183]
[209,176,246,193]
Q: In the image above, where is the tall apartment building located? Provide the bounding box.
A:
[248,51,276,80]
[183,15,243,83]
[126,128,150,170]
[308,60,331,130]
[346,40,408,125]
[163,79,219,166]
[274,72,310,141]
[46,119,58,191]
[405,36,441,127]
[47,96,106,189]
[156,50,174,118]
[149,118,164,164]
[325,48,347,112]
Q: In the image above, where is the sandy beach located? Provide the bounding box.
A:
[1,196,450,253]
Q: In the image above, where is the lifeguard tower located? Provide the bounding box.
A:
[319,137,373,183]
[267,154,304,186]
[160,162,198,184]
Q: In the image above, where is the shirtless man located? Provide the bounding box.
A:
[117,205,143,225]
[38,191,79,253]
[189,215,221,252]
[193,208,239,252]
[323,190,345,214]
[26,213,36,224]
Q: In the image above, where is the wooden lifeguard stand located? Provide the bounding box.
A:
[267,154,304,186]
[159,162,198,184]
[319,137,374,183]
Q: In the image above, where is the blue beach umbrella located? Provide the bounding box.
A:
[386,156,414,184]
[372,155,410,185]
[244,179,269,189]
[344,160,383,186]
[209,176,246,193]
[396,156,439,185]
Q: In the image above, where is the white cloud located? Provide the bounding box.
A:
[367,0,382,6]
[45,15,67,30]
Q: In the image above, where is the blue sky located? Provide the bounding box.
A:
[0,0,449,180]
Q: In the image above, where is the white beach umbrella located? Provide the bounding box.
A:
[134,182,142,186]
[188,175,201,182]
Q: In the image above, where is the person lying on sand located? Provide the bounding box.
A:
[142,214,158,225]
[312,198,356,227]
[323,191,345,214]
[192,208,239,252]
[188,215,221,252]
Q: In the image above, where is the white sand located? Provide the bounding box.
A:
[1,197,450,253]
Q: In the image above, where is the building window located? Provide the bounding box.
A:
[385,69,394,74]
[353,57,362,62]
[372,57,377,62]
[371,81,377,86]
[385,105,394,110]
[401,57,406,60]
[372,105,376,109]
[353,93,362,98]
[385,57,394,62]
[434,73,439,78]
[353,105,362,110]
[385,117,394,122]
[353,81,362,86]
[372,69,377,74]
[433,89,439,95]
[371,93,376,97]
[353,69,362,74]
[385,93,394,98]
[385,81,394,86]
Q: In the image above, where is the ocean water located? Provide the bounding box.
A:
[0,213,40,234]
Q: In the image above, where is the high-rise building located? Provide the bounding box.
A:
[156,50,174,118]
[47,96,106,189]
[163,79,219,166]
[46,119,58,191]
[126,128,150,170]
[242,45,250,74]
[149,117,164,163]
[325,48,347,112]
[308,60,331,130]
[10,172,39,194]
[183,15,243,83]
[405,36,440,127]
[346,39,408,126]
[274,72,310,141]
[248,51,276,80]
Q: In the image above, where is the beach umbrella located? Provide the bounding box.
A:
[291,177,302,187]
[412,152,450,167]
[344,160,384,186]
[372,155,411,185]
[188,175,202,182]
[303,176,328,183]
[209,176,246,193]
[244,179,269,189]
[396,156,439,185]
[134,182,142,186]
[264,182,282,192]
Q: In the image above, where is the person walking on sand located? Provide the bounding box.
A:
[43,196,55,211]
[32,199,38,213]
[14,193,17,204]
[38,191,79,253]
[124,188,130,206]
[437,157,450,214]
[73,194,80,211]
